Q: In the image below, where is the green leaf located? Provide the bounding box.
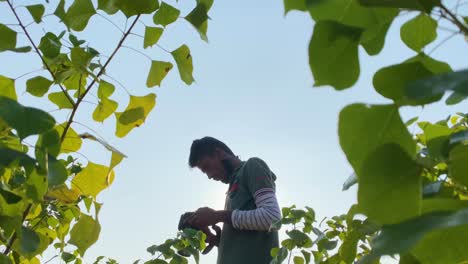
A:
[26,76,53,97]
[0,97,55,140]
[144,27,164,49]
[412,225,468,264]
[369,209,468,260]
[359,143,421,225]
[172,45,195,85]
[185,3,210,41]
[36,128,61,165]
[418,122,450,160]
[93,97,118,122]
[72,162,114,197]
[97,80,115,99]
[62,252,77,263]
[48,155,68,187]
[448,144,468,186]
[293,256,304,264]
[0,76,17,100]
[25,169,48,202]
[153,2,180,26]
[98,0,119,15]
[18,227,40,254]
[0,24,16,52]
[400,13,437,52]
[55,123,83,154]
[445,91,467,105]
[283,0,307,15]
[301,250,311,264]
[39,32,61,58]
[54,0,66,22]
[69,214,101,255]
[373,62,435,105]
[48,92,74,109]
[309,21,362,90]
[287,230,312,248]
[308,0,397,29]
[405,53,452,74]
[26,4,45,23]
[359,9,398,55]
[358,0,440,12]
[339,231,359,263]
[65,0,96,31]
[338,104,415,176]
[147,61,173,87]
[406,69,468,105]
[9,46,32,53]
[0,254,11,264]
[115,0,159,18]
[115,94,156,138]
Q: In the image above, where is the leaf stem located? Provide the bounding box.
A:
[3,204,32,255]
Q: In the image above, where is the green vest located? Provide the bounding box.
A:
[217,158,279,264]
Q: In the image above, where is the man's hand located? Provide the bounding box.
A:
[186,207,232,228]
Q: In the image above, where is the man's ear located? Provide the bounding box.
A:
[215,148,227,159]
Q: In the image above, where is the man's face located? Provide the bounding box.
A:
[196,155,228,183]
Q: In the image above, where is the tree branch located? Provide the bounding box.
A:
[4,204,32,255]
[60,15,141,143]
[6,0,75,107]
[439,4,468,36]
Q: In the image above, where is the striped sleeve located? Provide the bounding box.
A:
[231,188,281,231]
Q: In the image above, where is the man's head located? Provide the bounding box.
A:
[189,137,236,183]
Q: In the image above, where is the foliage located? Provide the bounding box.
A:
[0,0,213,263]
[282,0,468,263]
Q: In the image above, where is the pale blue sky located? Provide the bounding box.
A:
[1,0,467,263]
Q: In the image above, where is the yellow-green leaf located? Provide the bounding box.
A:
[0,76,17,100]
[147,61,173,87]
[171,45,194,85]
[55,123,82,153]
[69,214,101,255]
[144,27,163,49]
[93,97,118,123]
[97,80,115,99]
[48,92,74,109]
[46,184,81,203]
[72,162,115,197]
[115,94,156,138]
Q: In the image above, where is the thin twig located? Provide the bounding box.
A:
[60,15,141,143]
[122,45,152,61]
[6,0,75,107]
[73,121,108,142]
[104,74,131,95]
[428,31,458,55]
[96,12,124,34]
[14,68,46,80]
[44,255,59,264]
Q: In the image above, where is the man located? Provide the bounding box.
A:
[186,136,281,264]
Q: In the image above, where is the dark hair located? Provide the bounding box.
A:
[188,137,234,168]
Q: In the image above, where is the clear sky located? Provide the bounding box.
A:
[1,0,467,263]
